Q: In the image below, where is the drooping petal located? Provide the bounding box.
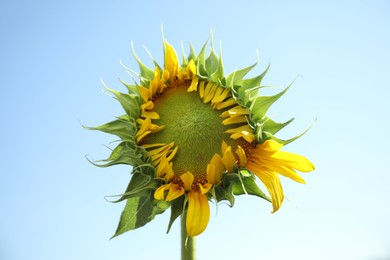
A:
[247,165,284,213]
[186,190,210,237]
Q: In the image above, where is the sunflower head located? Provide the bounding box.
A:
[87,36,315,238]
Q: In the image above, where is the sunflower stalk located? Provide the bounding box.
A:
[181,211,196,260]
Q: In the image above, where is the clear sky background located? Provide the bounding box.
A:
[1,1,389,260]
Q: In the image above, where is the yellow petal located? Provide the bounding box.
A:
[222,145,236,172]
[138,86,151,102]
[166,183,185,201]
[236,145,247,167]
[225,125,256,143]
[222,115,247,125]
[207,154,224,185]
[156,156,169,178]
[215,97,236,110]
[140,100,154,110]
[164,41,178,83]
[154,184,171,200]
[199,81,205,98]
[248,165,284,213]
[187,59,196,77]
[261,139,283,152]
[186,191,210,237]
[198,183,212,194]
[141,110,160,119]
[180,171,194,191]
[203,84,218,103]
[211,88,230,104]
[187,77,199,92]
[270,150,315,172]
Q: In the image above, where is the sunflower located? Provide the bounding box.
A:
[88,37,315,238]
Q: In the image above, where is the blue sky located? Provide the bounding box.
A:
[1,1,389,259]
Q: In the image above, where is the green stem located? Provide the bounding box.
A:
[181,212,196,260]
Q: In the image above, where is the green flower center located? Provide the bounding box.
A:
[143,85,232,179]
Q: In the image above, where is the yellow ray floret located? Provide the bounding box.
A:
[225,125,256,143]
[245,140,315,212]
[164,41,179,83]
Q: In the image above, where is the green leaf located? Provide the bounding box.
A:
[167,196,185,233]
[249,86,289,122]
[112,193,169,238]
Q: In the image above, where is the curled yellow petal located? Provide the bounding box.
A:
[180,171,194,191]
[186,191,210,237]
[236,145,247,167]
[249,167,284,213]
[166,183,185,201]
[199,183,212,194]
[154,184,171,200]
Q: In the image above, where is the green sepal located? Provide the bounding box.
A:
[241,65,270,93]
[234,65,270,107]
[166,195,185,233]
[131,44,155,81]
[119,79,141,99]
[195,40,209,78]
[84,115,137,141]
[261,117,294,135]
[232,170,271,202]
[111,192,170,238]
[226,62,257,88]
[205,46,219,78]
[213,183,235,207]
[106,88,140,119]
[249,86,290,123]
[262,121,314,145]
[187,43,196,62]
[110,168,158,203]
[87,141,144,168]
